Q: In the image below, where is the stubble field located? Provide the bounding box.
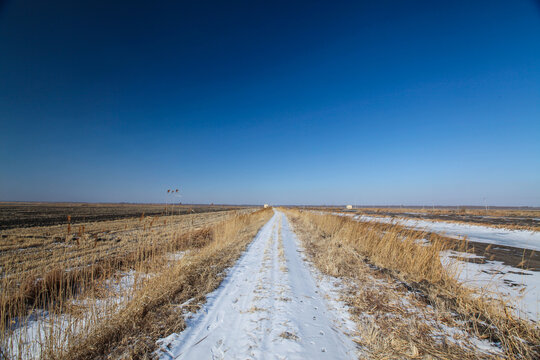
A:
[1,204,539,360]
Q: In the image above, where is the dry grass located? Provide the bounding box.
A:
[285,209,540,359]
[50,207,273,359]
[279,331,299,341]
[0,208,263,358]
[0,210,244,315]
[351,207,540,219]
[0,202,245,230]
[0,209,242,276]
[352,207,540,232]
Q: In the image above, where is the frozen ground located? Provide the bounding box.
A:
[156,210,359,359]
[3,269,148,360]
[354,215,540,251]
[442,251,540,321]
[346,213,539,322]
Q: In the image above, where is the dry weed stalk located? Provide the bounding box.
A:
[59,207,272,359]
[0,208,257,358]
[286,209,539,359]
[66,215,71,237]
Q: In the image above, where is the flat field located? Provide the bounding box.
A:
[329,206,540,230]
[0,202,246,230]
[1,205,539,360]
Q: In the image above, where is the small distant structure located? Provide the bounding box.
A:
[346,205,353,210]
[264,204,269,208]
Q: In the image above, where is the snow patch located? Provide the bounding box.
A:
[355,215,540,251]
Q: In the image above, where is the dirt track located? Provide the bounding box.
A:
[156,210,358,359]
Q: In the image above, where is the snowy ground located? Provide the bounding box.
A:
[3,254,186,360]
[156,210,359,360]
[442,251,540,321]
[340,213,539,322]
[3,269,150,360]
[354,214,540,251]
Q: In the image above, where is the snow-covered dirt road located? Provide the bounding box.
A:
[156,210,358,359]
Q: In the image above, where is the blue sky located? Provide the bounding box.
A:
[1,0,539,205]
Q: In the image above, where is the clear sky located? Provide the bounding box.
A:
[1,0,539,206]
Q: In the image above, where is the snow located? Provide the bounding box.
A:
[442,251,540,321]
[4,310,70,360]
[156,210,359,359]
[4,244,192,359]
[427,320,503,355]
[336,212,539,322]
[3,270,152,359]
[167,251,187,261]
[354,215,540,251]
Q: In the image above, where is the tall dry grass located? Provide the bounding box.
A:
[286,209,539,359]
[58,207,273,360]
[0,210,244,319]
[0,208,258,359]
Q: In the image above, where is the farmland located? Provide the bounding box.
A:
[331,206,540,231]
[2,0,538,358]
[1,204,539,359]
[0,202,246,230]
[0,203,260,359]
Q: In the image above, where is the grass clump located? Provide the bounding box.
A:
[286,209,539,359]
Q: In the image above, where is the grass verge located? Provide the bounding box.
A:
[285,209,539,359]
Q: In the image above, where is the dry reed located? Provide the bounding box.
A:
[0,208,257,358]
[286,209,539,359]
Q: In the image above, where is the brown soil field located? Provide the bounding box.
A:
[347,210,540,271]
[450,239,539,272]
[0,206,269,359]
[0,208,252,291]
[307,206,540,231]
[359,209,540,229]
[0,202,250,230]
[0,206,254,328]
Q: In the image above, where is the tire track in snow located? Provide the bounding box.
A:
[156,210,358,359]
